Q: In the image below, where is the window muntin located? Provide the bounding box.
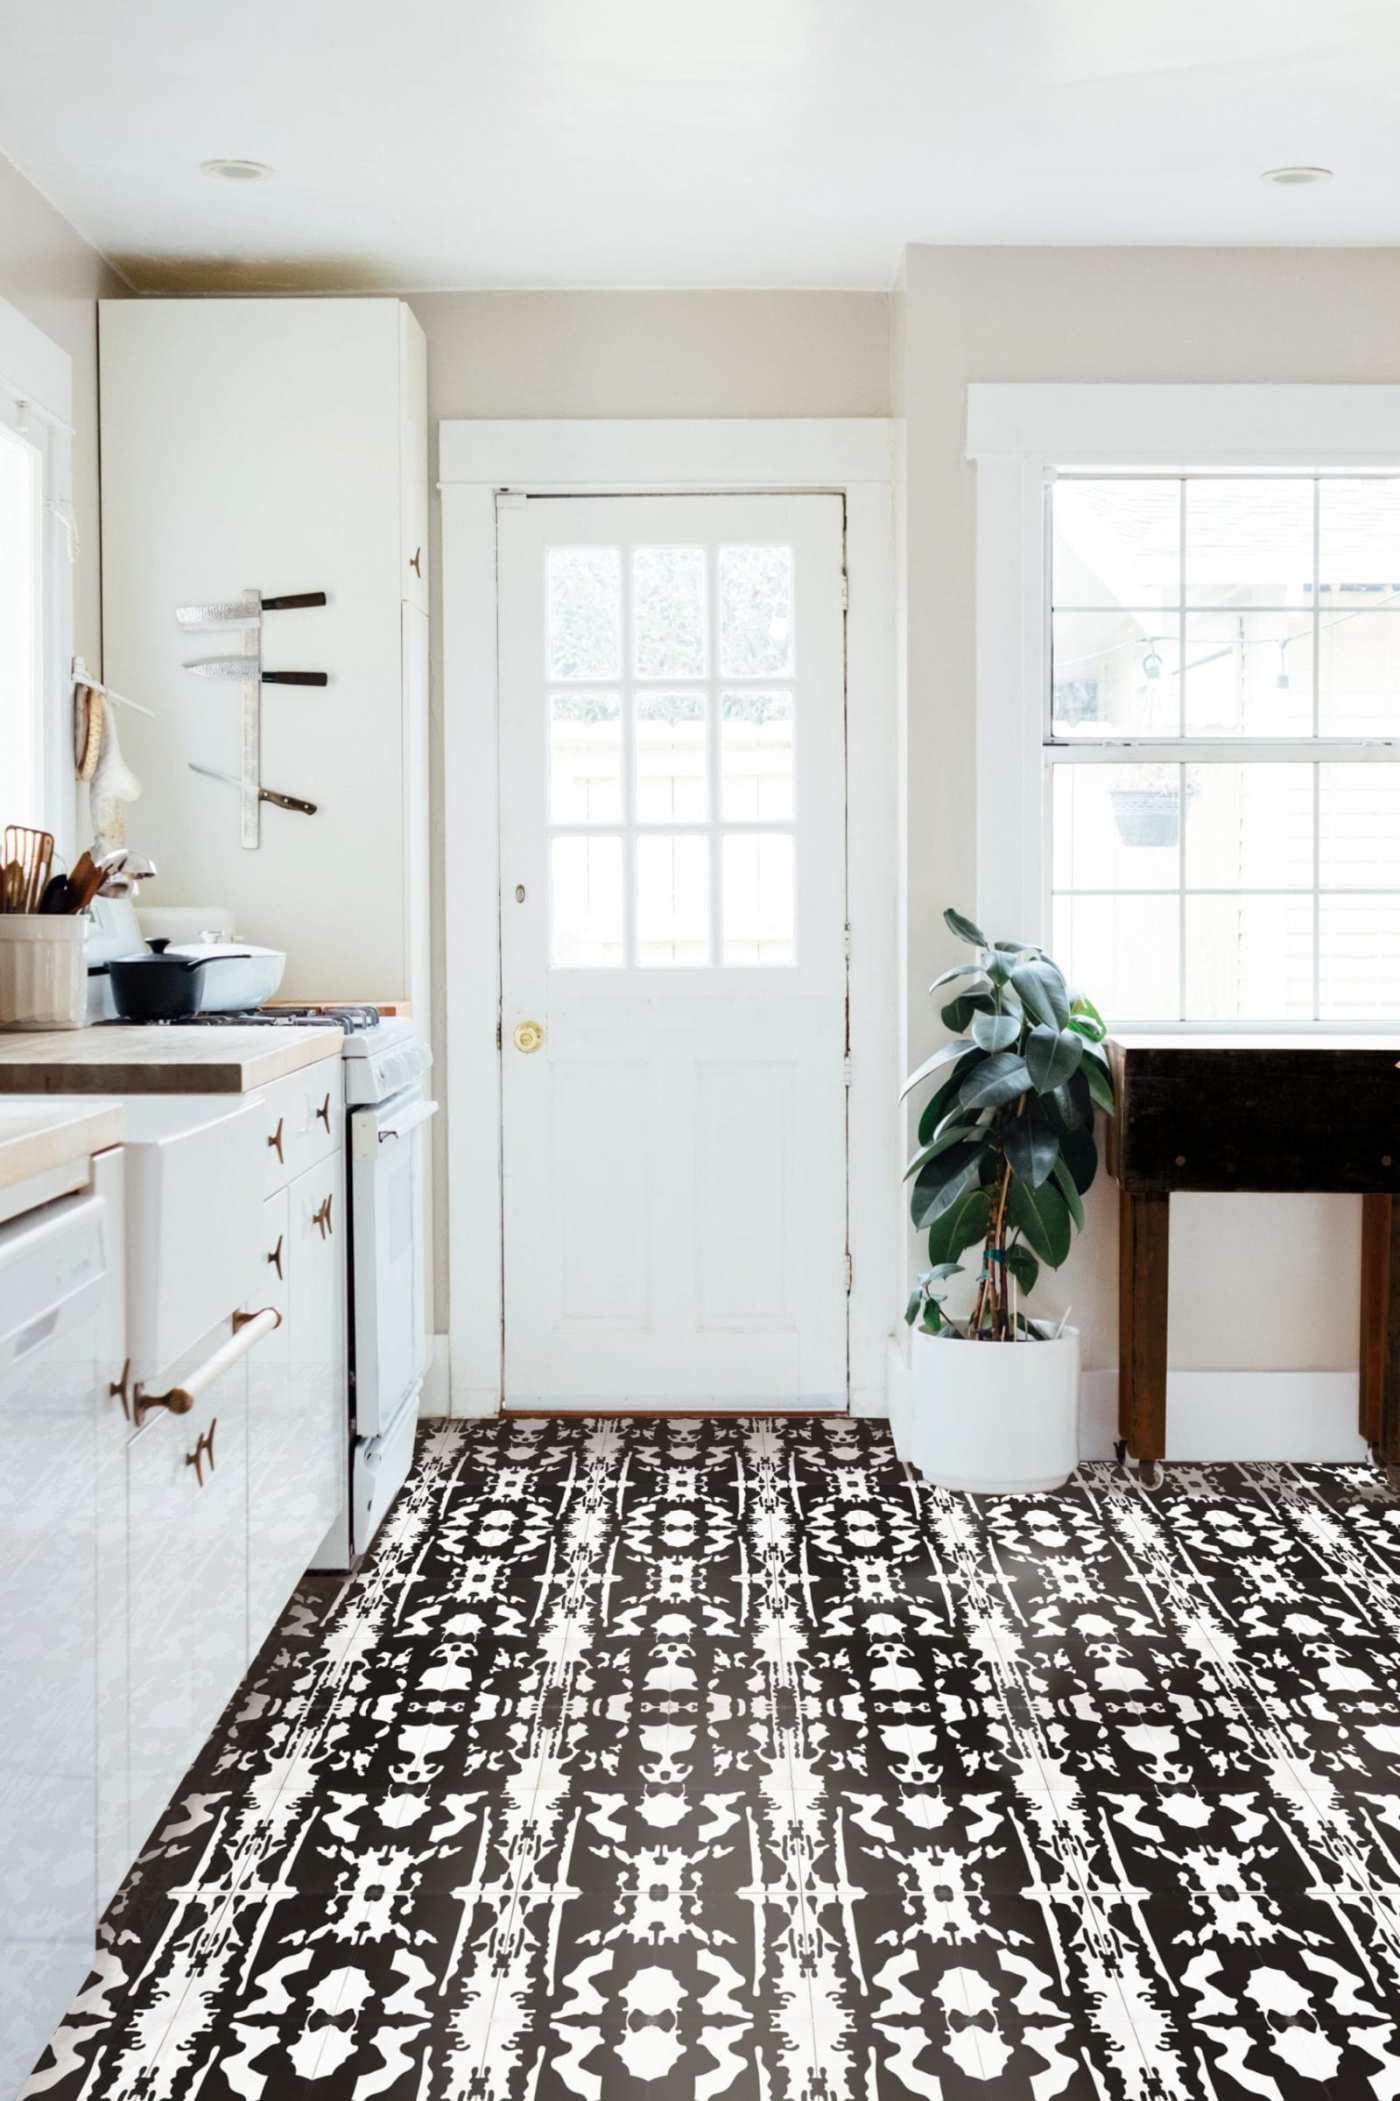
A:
[545,540,798,970]
[1050,474,1400,1025]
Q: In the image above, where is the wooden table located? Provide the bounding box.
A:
[1107,1034,1400,1466]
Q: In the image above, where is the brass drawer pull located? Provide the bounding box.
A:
[268,1232,284,1280]
[109,1358,132,1422]
[268,1115,285,1164]
[313,1193,334,1239]
[185,1418,218,1487]
[136,1307,281,1425]
[410,545,422,578]
[316,1092,332,1131]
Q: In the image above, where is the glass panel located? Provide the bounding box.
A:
[550,834,624,967]
[636,833,709,966]
[1318,479,1400,602]
[1182,610,1313,736]
[633,545,706,678]
[1320,766,1400,888]
[549,692,621,824]
[1051,611,1180,737]
[1051,895,1178,1022]
[547,547,621,681]
[1052,479,1179,610]
[1185,897,1314,1020]
[1318,608,1400,735]
[635,691,707,822]
[1184,764,1312,891]
[1320,897,1400,1019]
[1052,764,1180,891]
[0,426,40,823]
[721,692,794,820]
[1184,479,1314,608]
[718,544,794,676]
[722,833,795,965]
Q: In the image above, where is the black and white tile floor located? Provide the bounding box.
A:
[24,1418,1400,2099]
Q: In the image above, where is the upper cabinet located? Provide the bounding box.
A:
[98,299,429,1008]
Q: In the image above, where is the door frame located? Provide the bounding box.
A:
[440,419,898,1419]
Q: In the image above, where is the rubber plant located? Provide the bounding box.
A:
[902,907,1114,1339]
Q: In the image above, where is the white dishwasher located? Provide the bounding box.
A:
[0,1163,123,2101]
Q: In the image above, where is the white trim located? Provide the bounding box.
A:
[441,419,897,1420]
[966,383,1400,469]
[1079,1369,1366,1463]
[0,293,72,429]
[418,1333,450,1418]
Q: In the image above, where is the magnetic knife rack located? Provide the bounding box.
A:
[176,590,327,849]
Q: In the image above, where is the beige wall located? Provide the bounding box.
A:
[407,290,893,1322]
[0,152,125,673]
[894,245,1400,1374]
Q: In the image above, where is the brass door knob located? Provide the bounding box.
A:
[513,1020,544,1054]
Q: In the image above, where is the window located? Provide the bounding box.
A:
[0,419,43,821]
[0,296,73,843]
[545,539,798,968]
[1049,474,1400,1024]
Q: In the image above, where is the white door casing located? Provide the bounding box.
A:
[497,492,848,1409]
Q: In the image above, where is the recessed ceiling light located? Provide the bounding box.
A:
[200,158,275,182]
[1260,165,1332,186]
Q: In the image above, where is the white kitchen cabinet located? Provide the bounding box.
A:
[98,298,430,1010]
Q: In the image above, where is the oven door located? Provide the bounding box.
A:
[349,1085,438,1437]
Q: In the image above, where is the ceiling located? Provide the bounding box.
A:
[4,0,1400,292]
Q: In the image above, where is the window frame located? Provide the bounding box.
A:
[0,294,76,854]
[967,385,1400,1035]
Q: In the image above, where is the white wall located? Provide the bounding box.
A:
[893,244,1400,1377]
[408,291,893,1320]
[0,150,125,674]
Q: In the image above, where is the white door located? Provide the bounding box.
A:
[499,493,848,1411]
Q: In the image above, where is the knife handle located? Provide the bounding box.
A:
[258,787,318,815]
[261,592,327,612]
[262,670,328,686]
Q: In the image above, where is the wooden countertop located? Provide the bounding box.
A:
[0,1024,342,1095]
[0,1101,124,1192]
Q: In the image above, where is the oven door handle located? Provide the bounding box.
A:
[375,1099,439,1144]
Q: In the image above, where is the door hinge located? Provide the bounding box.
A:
[844,1249,853,1293]
[842,1052,853,1087]
[842,922,852,961]
[495,1020,503,1049]
[840,571,849,612]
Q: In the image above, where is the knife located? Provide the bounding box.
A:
[183,656,328,686]
[176,591,327,626]
[188,762,318,815]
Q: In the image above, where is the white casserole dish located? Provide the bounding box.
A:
[165,942,286,1012]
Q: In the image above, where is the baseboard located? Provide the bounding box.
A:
[451,1383,502,1419]
[1081,1369,1366,1463]
[419,1334,450,1418]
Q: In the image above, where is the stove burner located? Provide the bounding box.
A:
[104,1005,384,1035]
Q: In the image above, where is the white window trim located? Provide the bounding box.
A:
[966,383,1400,1030]
[0,294,75,850]
[439,419,898,1419]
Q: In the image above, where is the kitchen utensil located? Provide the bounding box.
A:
[175,590,327,626]
[1,862,21,913]
[187,763,317,815]
[88,938,251,1023]
[38,874,75,914]
[4,827,54,913]
[73,850,124,914]
[182,657,328,687]
[73,683,105,779]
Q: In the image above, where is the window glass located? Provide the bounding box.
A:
[0,425,41,821]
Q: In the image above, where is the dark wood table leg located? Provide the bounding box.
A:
[1119,1188,1169,1462]
[1360,1194,1390,1451]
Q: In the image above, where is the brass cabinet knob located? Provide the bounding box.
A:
[109,1358,132,1422]
[410,545,422,578]
[268,1115,284,1164]
[513,1020,544,1054]
[185,1418,217,1487]
[313,1193,334,1239]
[316,1092,332,1130]
[268,1232,284,1280]
[134,1385,195,1426]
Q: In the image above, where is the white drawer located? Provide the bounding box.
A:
[258,1059,344,1196]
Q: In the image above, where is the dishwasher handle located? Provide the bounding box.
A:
[134,1306,281,1426]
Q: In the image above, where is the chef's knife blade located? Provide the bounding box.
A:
[183,656,328,686]
[188,762,317,815]
[175,591,327,626]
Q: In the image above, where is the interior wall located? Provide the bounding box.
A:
[894,244,1400,1376]
[408,290,893,1325]
[0,151,125,674]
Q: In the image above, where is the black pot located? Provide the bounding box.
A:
[88,938,250,1022]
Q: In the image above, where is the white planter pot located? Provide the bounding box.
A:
[908,1326,1080,1494]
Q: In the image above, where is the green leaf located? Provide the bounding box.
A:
[1082,1056,1116,1115]
[1069,995,1107,1042]
[911,1142,984,1229]
[1047,1080,1085,1132]
[1051,1154,1085,1231]
[928,963,994,995]
[942,992,995,1033]
[1003,1104,1060,1189]
[943,906,987,947]
[920,1302,943,1333]
[903,1123,984,1180]
[1058,1126,1098,1194]
[927,1186,991,1265]
[926,1261,964,1282]
[916,1057,978,1144]
[1003,1243,1040,1294]
[970,1010,1020,1053]
[1007,1177,1072,1268]
[1025,1023,1084,1092]
[901,1038,976,1101]
[1011,959,1070,1030]
[904,1290,923,1325]
[958,1052,1032,1111]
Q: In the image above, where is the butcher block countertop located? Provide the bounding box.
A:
[0,1024,341,1096]
[0,1101,124,1192]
